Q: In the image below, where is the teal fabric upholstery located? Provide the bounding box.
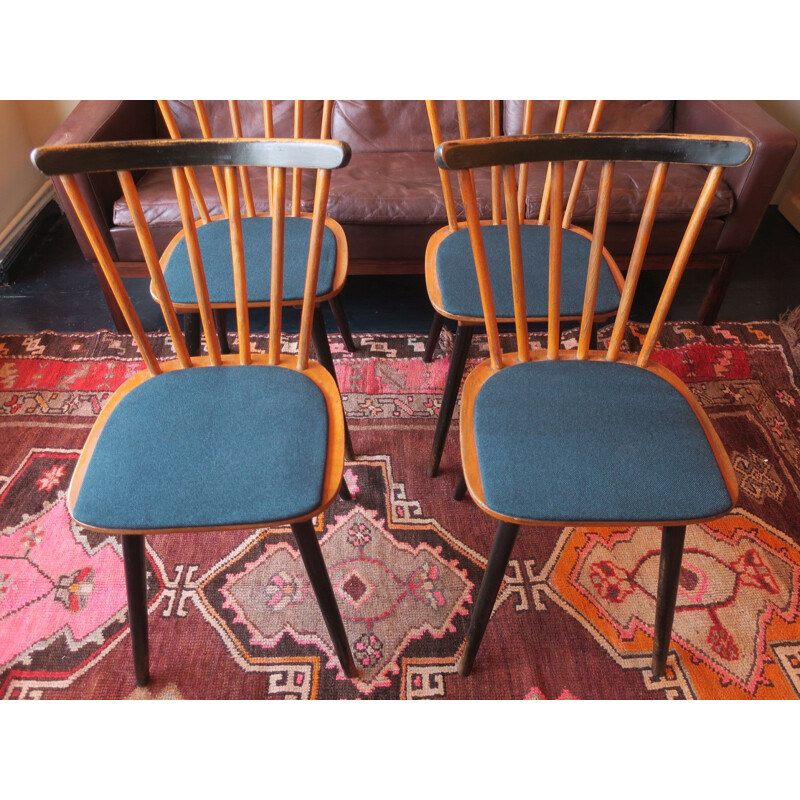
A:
[163,216,337,304]
[72,366,329,530]
[473,359,733,522]
[436,224,621,318]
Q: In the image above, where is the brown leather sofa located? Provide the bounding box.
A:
[44,100,796,329]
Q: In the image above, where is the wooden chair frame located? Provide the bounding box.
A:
[433,132,753,679]
[32,137,359,685]
[423,101,623,478]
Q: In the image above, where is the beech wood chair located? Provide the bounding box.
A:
[158,100,356,456]
[435,132,753,678]
[32,137,359,685]
[423,101,623,478]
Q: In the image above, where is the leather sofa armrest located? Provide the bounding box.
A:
[43,101,160,262]
[674,100,797,253]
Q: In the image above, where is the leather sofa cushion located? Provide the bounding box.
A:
[164,100,325,138]
[503,100,675,134]
[331,100,492,152]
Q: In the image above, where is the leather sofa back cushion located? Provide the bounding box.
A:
[331,100,492,152]
[165,100,326,138]
[504,100,675,134]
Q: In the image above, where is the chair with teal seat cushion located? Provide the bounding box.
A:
[32,136,359,686]
[156,100,357,459]
[432,131,753,680]
[423,101,624,478]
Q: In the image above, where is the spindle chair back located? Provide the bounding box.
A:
[433,131,753,678]
[31,137,358,685]
[422,100,623,477]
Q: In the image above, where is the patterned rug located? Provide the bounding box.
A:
[2,321,800,699]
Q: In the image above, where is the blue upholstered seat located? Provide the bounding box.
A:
[72,366,329,530]
[472,359,733,522]
[436,224,620,318]
[163,216,337,304]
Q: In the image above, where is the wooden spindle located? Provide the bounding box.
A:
[563,100,606,228]
[263,100,274,211]
[539,101,570,225]
[517,100,534,224]
[298,169,332,371]
[547,162,564,360]
[458,169,502,371]
[225,166,251,365]
[577,160,614,359]
[173,167,222,365]
[503,164,529,363]
[157,101,211,224]
[321,99,333,138]
[118,171,192,369]
[194,100,229,214]
[228,100,255,217]
[490,101,502,225]
[292,101,304,217]
[269,167,286,366]
[61,175,160,375]
[638,166,724,367]
[606,162,669,362]
[426,100,458,231]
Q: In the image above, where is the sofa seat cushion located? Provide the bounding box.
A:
[72,365,329,531]
[436,224,621,318]
[472,359,733,523]
[162,216,338,304]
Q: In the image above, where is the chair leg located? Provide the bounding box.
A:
[327,295,357,353]
[590,320,599,350]
[338,477,352,501]
[213,308,230,355]
[291,520,357,678]
[311,307,355,460]
[423,312,446,363]
[121,534,150,687]
[454,471,467,501]
[459,521,520,677]
[652,524,687,678]
[698,255,736,325]
[428,324,474,478]
[183,313,201,357]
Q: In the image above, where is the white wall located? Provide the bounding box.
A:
[0,100,77,237]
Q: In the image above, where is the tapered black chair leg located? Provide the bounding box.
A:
[338,477,352,501]
[311,307,355,460]
[454,472,467,501]
[327,295,357,353]
[183,313,201,357]
[423,312,446,363]
[121,534,150,687]
[652,524,687,678]
[213,308,230,355]
[590,320,599,350]
[428,324,474,477]
[459,521,520,677]
[291,520,357,678]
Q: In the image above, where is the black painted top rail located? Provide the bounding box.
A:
[32,138,352,176]
[435,133,754,171]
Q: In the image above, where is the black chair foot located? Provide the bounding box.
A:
[652,524,687,678]
[122,534,150,687]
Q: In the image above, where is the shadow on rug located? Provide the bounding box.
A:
[1,322,799,699]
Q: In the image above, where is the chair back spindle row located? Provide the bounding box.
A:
[437,133,753,372]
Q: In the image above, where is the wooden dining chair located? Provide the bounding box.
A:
[423,101,623,478]
[31,137,359,685]
[434,132,753,678]
[157,100,356,456]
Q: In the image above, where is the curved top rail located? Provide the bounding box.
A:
[32,137,352,176]
[435,133,754,171]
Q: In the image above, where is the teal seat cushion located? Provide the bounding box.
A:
[72,366,329,531]
[436,224,621,318]
[163,216,337,304]
[473,360,733,522]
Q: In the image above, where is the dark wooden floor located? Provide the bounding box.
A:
[2,206,800,335]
